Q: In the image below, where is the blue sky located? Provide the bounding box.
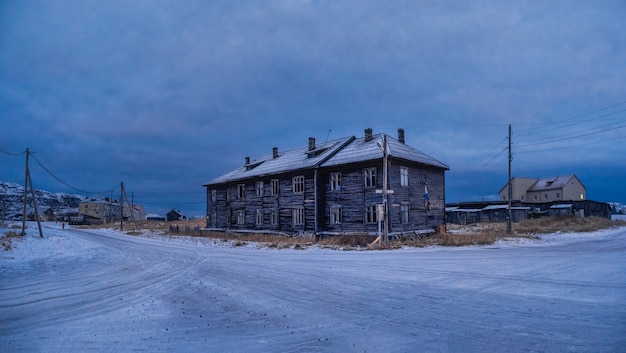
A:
[1,0,625,217]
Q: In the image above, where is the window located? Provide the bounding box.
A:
[400,204,409,224]
[556,192,560,199]
[365,205,377,223]
[580,193,584,200]
[544,193,548,200]
[237,210,245,225]
[270,209,278,225]
[211,190,217,202]
[237,184,245,199]
[270,179,280,195]
[293,208,304,225]
[256,181,264,197]
[533,195,538,201]
[330,173,341,191]
[330,206,342,224]
[521,195,525,201]
[256,209,263,225]
[364,168,377,187]
[211,212,217,227]
[400,167,409,187]
[293,176,305,193]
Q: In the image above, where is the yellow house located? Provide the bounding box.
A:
[499,175,586,203]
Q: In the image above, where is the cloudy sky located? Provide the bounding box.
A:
[1,0,625,217]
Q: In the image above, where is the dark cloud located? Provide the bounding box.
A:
[1,0,625,216]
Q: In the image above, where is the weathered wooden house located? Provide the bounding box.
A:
[204,128,449,236]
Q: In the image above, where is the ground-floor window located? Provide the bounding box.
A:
[400,204,409,224]
[365,205,377,223]
[256,209,263,225]
[330,206,342,224]
[270,209,278,225]
[293,208,304,225]
[237,210,245,225]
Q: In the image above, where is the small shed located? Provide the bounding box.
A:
[167,209,187,222]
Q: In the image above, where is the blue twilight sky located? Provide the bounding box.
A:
[1,0,625,217]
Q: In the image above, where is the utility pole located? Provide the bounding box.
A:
[507,124,513,233]
[120,181,124,231]
[21,148,43,237]
[382,133,389,245]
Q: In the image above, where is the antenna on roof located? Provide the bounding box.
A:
[325,129,332,143]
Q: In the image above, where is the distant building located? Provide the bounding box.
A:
[499,175,586,203]
[167,209,187,222]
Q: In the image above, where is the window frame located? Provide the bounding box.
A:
[237,184,245,199]
[400,204,409,224]
[256,209,263,225]
[293,176,305,194]
[270,209,278,225]
[330,205,342,224]
[364,167,377,188]
[255,181,264,197]
[364,205,378,224]
[330,172,341,191]
[400,167,409,187]
[236,210,245,225]
[293,207,304,225]
[270,179,280,196]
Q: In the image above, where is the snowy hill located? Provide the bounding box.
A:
[609,202,625,214]
[0,181,86,218]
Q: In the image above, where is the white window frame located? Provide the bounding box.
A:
[293,176,305,194]
[237,210,245,225]
[256,209,263,225]
[364,168,377,188]
[400,204,409,224]
[365,205,377,223]
[256,181,264,197]
[270,209,278,225]
[237,184,245,199]
[211,211,217,227]
[330,172,341,191]
[400,167,409,187]
[270,179,280,195]
[211,189,217,202]
[293,208,304,225]
[330,205,342,224]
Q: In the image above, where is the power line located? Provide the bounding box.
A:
[516,134,626,154]
[29,153,116,195]
[0,148,24,156]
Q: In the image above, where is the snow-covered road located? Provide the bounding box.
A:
[1,223,625,352]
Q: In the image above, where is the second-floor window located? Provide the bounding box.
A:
[400,167,409,187]
[270,179,280,195]
[256,181,264,197]
[293,176,305,193]
[364,168,377,188]
[237,184,245,199]
[330,173,341,191]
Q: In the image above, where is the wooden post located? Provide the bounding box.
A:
[507,124,513,233]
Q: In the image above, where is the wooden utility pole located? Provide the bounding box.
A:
[21,148,43,237]
[119,181,124,231]
[382,133,389,245]
[507,124,513,233]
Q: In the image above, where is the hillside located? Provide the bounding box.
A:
[0,181,86,218]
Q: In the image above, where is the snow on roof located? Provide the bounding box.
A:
[204,132,448,185]
[528,175,575,191]
[550,204,573,209]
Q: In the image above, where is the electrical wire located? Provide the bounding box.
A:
[29,153,116,195]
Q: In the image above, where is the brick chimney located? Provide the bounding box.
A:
[364,128,373,142]
[398,128,405,144]
[272,147,278,158]
[245,156,250,165]
[308,137,316,151]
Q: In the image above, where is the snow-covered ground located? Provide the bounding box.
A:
[1,222,625,352]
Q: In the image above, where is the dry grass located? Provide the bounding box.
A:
[72,216,626,250]
[1,230,21,251]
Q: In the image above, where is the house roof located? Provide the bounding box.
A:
[204,132,448,185]
[320,133,449,169]
[528,175,575,192]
